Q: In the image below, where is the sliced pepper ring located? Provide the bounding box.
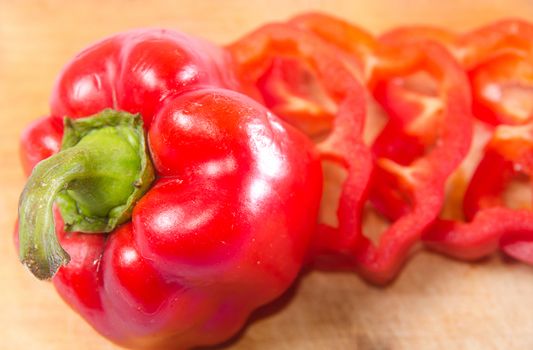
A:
[227,22,373,268]
[352,41,472,283]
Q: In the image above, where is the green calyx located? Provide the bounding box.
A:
[18,109,155,280]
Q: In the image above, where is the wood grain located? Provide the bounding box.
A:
[1,1,532,349]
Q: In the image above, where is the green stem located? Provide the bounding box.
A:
[18,110,154,280]
[19,148,89,279]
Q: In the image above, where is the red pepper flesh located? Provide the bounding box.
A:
[231,14,472,283]
[380,19,533,264]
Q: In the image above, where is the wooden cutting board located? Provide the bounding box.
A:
[1,1,533,349]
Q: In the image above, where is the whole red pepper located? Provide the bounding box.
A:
[17,29,322,349]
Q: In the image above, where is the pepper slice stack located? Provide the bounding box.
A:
[229,14,473,284]
[380,20,533,262]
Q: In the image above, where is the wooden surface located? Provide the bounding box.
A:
[1,1,533,349]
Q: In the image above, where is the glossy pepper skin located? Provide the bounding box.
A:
[18,29,322,349]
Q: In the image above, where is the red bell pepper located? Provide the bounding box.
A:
[17,29,323,349]
[228,15,473,284]
[381,20,533,264]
